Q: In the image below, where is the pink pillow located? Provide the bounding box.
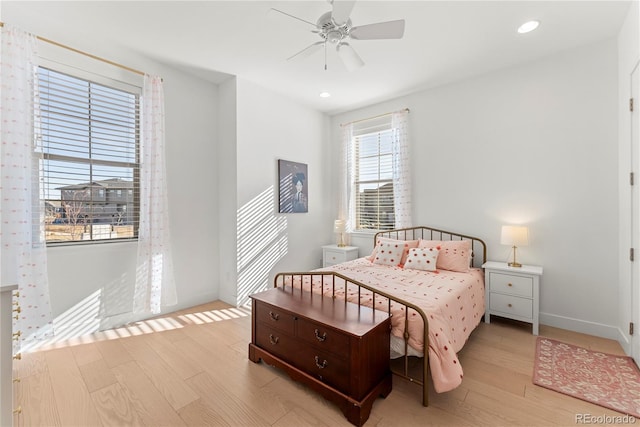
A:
[418,240,471,272]
[369,237,419,266]
[403,247,439,271]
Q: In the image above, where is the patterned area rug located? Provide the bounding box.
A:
[533,337,640,417]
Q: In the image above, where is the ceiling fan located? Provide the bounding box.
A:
[271,0,405,71]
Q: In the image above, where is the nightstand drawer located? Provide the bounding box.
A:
[489,272,533,297]
[322,245,358,268]
[324,250,348,266]
[490,293,532,319]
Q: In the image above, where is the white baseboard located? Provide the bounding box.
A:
[539,312,622,341]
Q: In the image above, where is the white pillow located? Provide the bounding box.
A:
[403,247,439,271]
[368,237,419,266]
[373,240,406,267]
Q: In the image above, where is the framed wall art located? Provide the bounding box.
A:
[278,159,308,213]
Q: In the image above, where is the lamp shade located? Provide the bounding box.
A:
[334,219,346,233]
[500,225,529,247]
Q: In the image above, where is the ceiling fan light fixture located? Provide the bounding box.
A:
[517,20,540,34]
[327,30,343,44]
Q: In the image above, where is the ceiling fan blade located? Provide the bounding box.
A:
[268,8,317,27]
[336,42,364,71]
[331,0,356,26]
[287,41,324,61]
[350,19,405,40]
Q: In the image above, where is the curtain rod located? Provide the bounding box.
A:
[340,108,410,127]
[0,21,146,77]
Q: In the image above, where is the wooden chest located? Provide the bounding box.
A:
[248,286,392,426]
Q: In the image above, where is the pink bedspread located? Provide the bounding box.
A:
[278,257,485,393]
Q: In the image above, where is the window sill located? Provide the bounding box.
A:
[349,230,378,237]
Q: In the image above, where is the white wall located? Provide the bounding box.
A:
[331,38,621,339]
[217,77,239,306]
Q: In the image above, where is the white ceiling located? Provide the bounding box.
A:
[2,1,633,114]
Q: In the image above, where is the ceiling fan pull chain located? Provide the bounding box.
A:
[324,41,328,70]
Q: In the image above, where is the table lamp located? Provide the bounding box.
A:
[501,225,529,268]
[334,219,346,247]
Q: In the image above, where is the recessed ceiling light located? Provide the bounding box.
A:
[518,20,540,34]
[319,91,331,98]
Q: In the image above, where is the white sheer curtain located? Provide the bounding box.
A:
[339,123,355,232]
[391,109,412,228]
[133,75,177,315]
[0,25,53,348]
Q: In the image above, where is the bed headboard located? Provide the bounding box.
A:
[373,226,487,268]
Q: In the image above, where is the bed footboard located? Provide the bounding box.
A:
[273,271,431,407]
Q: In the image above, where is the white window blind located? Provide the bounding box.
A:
[38,66,140,243]
[352,115,395,230]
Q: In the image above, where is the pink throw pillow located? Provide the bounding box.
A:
[418,240,471,272]
[403,247,439,271]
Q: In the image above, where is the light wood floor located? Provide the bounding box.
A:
[12,300,630,427]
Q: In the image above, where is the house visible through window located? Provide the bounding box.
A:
[352,115,395,231]
[38,67,140,243]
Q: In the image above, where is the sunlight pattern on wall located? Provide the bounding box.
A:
[236,185,288,306]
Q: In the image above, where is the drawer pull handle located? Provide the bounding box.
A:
[314,329,327,342]
[269,311,279,321]
[508,303,513,308]
[314,356,328,369]
[508,283,513,287]
[269,334,279,345]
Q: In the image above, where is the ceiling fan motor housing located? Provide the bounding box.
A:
[317,11,351,44]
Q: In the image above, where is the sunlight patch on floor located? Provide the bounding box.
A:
[26,305,251,352]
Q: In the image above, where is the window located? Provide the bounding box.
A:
[352,116,395,231]
[38,67,140,243]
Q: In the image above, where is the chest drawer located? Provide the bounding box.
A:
[255,301,295,335]
[297,346,350,393]
[255,323,297,362]
[489,293,532,319]
[297,318,350,358]
[489,272,533,297]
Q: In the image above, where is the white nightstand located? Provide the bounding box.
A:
[322,245,359,268]
[483,261,543,335]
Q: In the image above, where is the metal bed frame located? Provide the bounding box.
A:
[273,226,487,407]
